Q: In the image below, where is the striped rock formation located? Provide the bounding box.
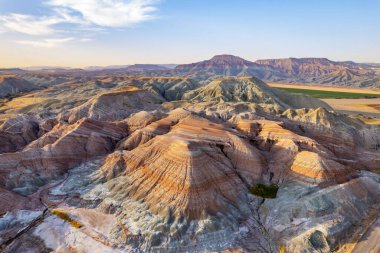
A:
[101,115,265,220]
[59,86,165,124]
[0,118,126,195]
[0,114,39,154]
[234,119,350,184]
[181,77,331,111]
[0,75,379,253]
[117,108,192,150]
[122,110,164,132]
[290,151,348,184]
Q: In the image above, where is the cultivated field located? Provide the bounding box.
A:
[269,83,380,123]
[268,83,380,95]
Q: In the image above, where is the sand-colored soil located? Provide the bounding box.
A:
[268,83,380,94]
[322,98,380,124]
[322,98,380,114]
[268,83,380,123]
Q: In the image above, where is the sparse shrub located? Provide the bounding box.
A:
[250,183,279,199]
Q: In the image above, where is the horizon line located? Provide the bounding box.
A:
[2,55,380,69]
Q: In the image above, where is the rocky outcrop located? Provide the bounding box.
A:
[0,77,39,99]
[59,86,165,123]
[255,58,380,88]
[0,187,41,213]
[0,114,39,154]
[126,77,201,101]
[263,171,380,253]
[122,110,164,132]
[290,151,348,184]
[175,54,261,77]
[182,77,331,111]
[117,108,191,150]
[234,119,353,185]
[282,107,380,153]
[0,118,127,195]
[0,74,379,253]
[102,115,265,220]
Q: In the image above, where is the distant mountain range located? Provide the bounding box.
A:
[89,55,380,88]
[3,55,380,88]
[175,55,380,88]
[20,64,178,72]
[84,64,178,71]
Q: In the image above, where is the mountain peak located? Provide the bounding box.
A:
[210,54,248,62]
[175,54,256,75]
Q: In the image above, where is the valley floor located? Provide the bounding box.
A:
[268,83,380,123]
[321,98,380,121]
[268,83,380,95]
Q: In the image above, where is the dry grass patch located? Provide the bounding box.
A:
[4,97,48,109]
[51,209,83,229]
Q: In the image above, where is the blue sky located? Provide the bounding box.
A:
[0,0,380,67]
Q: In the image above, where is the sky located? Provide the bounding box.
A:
[0,0,380,68]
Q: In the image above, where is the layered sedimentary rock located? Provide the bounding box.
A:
[0,74,379,253]
[282,107,380,148]
[0,76,39,98]
[0,118,126,195]
[102,115,265,220]
[0,114,39,154]
[282,107,380,172]
[117,108,191,150]
[0,187,41,214]
[59,86,165,123]
[175,54,262,77]
[182,77,331,111]
[236,119,316,146]
[263,171,380,253]
[122,110,164,132]
[174,54,380,88]
[290,151,348,184]
[255,57,380,88]
[233,119,354,185]
[125,76,201,101]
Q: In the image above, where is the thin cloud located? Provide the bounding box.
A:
[47,0,159,27]
[0,0,160,36]
[0,14,62,35]
[80,38,93,42]
[16,37,75,48]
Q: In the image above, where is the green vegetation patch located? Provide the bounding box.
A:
[277,87,380,99]
[250,183,279,199]
[51,209,83,229]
